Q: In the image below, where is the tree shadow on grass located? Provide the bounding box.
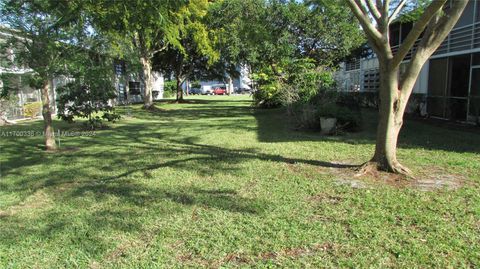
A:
[255,107,480,154]
[69,182,265,214]
[0,178,267,261]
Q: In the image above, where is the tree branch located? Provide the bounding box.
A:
[391,0,448,68]
[150,45,168,57]
[388,0,407,23]
[400,0,469,100]
[346,0,383,43]
[364,0,381,22]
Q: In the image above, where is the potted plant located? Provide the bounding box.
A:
[317,103,338,135]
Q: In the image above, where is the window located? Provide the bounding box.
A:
[389,23,400,47]
[448,54,470,98]
[400,22,413,43]
[469,68,480,118]
[129,81,141,95]
[118,84,126,101]
[115,62,124,76]
[470,68,480,97]
[345,58,360,71]
[473,53,480,66]
[428,58,448,97]
[427,58,448,118]
[363,69,380,91]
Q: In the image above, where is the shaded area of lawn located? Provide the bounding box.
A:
[0,95,479,268]
[255,105,480,154]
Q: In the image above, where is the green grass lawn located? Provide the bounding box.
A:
[0,95,479,268]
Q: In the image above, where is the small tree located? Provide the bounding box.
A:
[56,62,120,129]
[1,0,83,150]
[85,0,188,108]
[345,0,468,175]
[153,0,219,102]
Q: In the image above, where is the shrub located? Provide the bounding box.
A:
[334,105,363,132]
[57,79,120,129]
[163,80,177,98]
[251,59,362,133]
[24,102,42,119]
[316,95,362,131]
[251,71,283,108]
[252,82,283,108]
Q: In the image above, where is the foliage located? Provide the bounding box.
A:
[286,91,363,132]
[220,0,364,131]
[191,81,201,89]
[0,0,88,80]
[0,73,37,96]
[215,0,364,67]
[23,102,41,119]
[0,90,18,121]
[152,0,220,100]
[163,80,178,98]
[317,103,362,132]
[252,58,336,109]
[1,73,36,120]
[56,60,120,129]
[251,70,283,108]
[84,0,187,59]
[394,0,434,23]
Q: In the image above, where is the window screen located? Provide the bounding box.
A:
[469,68,480,117]
[448,54,471,98]
[428,58,448,97]
[129,82,141,95]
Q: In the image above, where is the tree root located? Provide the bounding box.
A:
[354,162,380,178]
[142,104,159,111]
[390,162,413,178]
[174,99,188,104]
[355,160,414,179]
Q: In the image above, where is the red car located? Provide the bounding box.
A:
[213,87,227,95]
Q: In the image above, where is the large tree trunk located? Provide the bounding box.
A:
[41,80,57,151]
[360,61,412,175]
[176,77,184,102]
[346,0,468,176]
[140,56,154,108]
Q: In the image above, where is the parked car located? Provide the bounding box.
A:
[234,88,252,94]
[200,86,213,95]
[189,88,202,95]
[213,87,227,95]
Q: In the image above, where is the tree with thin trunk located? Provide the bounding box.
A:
[1,0,85,151]
[153,0,220,103]
[345,0,468,175]
[84,0,187,108]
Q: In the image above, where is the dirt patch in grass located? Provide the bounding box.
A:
[223,243,335,266]
[332,167,466,191]
[307,193,343,205]
[286,160,467,191]
[177,243,335,268]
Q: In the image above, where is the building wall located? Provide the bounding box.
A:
[181,65,252,93]
[336,1,480,122]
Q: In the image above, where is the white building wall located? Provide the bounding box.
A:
[152,71,164,100]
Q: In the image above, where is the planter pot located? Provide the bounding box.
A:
[320,117,337,135]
